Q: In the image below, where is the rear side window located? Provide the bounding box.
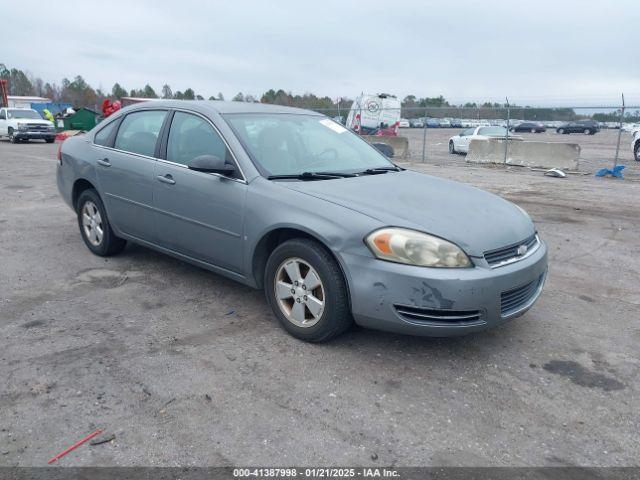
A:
[94,120,118,146]
[114,110,166,157]
[166,112,232,166]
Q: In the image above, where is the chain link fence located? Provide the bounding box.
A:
[312,104,640,178]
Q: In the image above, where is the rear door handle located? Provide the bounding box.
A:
[157,174,176,185]
[97,158,111,167]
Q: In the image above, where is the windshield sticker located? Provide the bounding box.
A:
[319,118,347,134]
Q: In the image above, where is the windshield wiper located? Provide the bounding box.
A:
[358,166,404,175]
[267,171,356,180]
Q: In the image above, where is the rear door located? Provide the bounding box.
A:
[94,109,167,242]
[152,110,247,273]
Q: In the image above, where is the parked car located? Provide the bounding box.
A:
[0,107,56,143]
[449,126,510,154]
[450,119,463,128]
[438,119,452,128]
[57,101,547,342]
[556,120,599,135]
[398,118,410,128]
[409,118,424,128]
[633,130,640,162]
[425,118,440,128]
[511,122,546,133]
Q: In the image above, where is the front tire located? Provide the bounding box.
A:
[558,128,565,134]
[634,142,640,162]
[584,129,590,134]
[448,141,456,154]
[8,128,18,143]
[76,189,126,256]
[264,238,352,342]
[45,138,55,143]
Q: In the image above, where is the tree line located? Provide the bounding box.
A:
[4,63,636,121]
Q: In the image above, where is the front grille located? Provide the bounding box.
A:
[484,234,538,267]
[500,274,544,316]
[394,304,484,326]
[27,123,49,131]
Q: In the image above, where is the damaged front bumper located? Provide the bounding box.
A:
[342,241,548,336]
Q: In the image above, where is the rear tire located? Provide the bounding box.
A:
[264,238,352,342]
[531,128,536,133]
[558,128,565,134]
[76,189,126,256]
[45,138,55,143]
[584,129,590,134]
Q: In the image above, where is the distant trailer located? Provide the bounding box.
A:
[120,97,163,107]
[7,96,51,109]
[346,93,401,135]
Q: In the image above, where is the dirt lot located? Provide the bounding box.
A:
[1,138,639,467]
[400,128,639,178]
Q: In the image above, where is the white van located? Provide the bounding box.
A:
[346,93,401,135]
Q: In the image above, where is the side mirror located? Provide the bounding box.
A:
[187,154,236,175]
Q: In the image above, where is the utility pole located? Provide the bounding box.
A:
[504,97,510,164]
[421,106,428,162]
[614,93,625,168]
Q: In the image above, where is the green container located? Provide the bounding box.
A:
[62,108,99,131]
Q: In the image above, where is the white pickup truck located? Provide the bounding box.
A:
[0,107,56,143]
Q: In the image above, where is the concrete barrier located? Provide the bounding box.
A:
[361,135,409,159]
[466,138,580,170]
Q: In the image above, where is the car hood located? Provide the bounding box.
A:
[280,170,534,257]
[11,118,51,125]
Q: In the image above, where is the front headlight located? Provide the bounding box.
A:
[17,123,28,131]
[365,228,472,268]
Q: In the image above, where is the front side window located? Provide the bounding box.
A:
[225,113,393,176]
[94,120,118,146]
[114,110,166,157]
[166,112,232,166]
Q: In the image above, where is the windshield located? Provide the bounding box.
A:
[224,113,394,176]
[7,109,42,119]
[478,126,507,136]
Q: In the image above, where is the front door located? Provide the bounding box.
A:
[0,109,7,135]
[94,109,167,242]
[153,111,246,273]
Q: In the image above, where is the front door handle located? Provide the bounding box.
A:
[157,174,176,185]
[97,158,111,167]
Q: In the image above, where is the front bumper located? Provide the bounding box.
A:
[14,130,56,140]
[342,240,548,336]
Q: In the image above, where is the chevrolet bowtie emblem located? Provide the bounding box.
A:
[516,244,528,256]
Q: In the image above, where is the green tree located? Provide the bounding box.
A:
[161,84,173,99]
[183,88,195,100]
[143,84,158,98]
[111,83,127,99]
[217,92,224,101]
[232,92,245,102]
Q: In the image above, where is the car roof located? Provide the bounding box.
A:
[122,99,319,116]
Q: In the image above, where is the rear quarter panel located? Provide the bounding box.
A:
[57,135,99,209]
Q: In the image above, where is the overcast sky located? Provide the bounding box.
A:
[2,0,638,106]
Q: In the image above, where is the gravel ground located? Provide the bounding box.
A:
[0,139,638,467]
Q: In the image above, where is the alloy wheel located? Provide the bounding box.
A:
[81,201,104,246]
[274,257,325,328]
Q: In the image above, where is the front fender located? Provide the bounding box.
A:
[243,178,382,288]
